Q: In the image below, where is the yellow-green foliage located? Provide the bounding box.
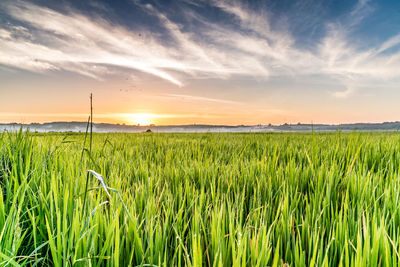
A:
[1,131,400,266]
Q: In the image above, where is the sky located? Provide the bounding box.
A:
[1,0,400,125]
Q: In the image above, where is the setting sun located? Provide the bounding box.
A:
[130,113,152,126]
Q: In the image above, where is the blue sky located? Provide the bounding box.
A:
[1,0,400,125]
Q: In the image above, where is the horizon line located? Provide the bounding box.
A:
[2,120,400,127]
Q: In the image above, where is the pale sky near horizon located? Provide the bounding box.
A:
[1,0,400,125]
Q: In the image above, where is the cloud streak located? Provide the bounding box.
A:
[161,93,241,105]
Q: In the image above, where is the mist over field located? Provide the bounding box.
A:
[2,121,400,133]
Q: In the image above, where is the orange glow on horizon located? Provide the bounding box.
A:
[127,113,154,126]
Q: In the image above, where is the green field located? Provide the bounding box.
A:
[1,131,400,266]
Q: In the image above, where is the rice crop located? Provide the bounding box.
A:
[1,130,400,266]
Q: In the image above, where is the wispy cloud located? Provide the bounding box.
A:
[161,94,241,105]
[331,86,356,98]
[0,0,400,98]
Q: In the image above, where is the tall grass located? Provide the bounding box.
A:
[1,131,400,266]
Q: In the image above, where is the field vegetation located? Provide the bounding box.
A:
[1,131,400,266]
